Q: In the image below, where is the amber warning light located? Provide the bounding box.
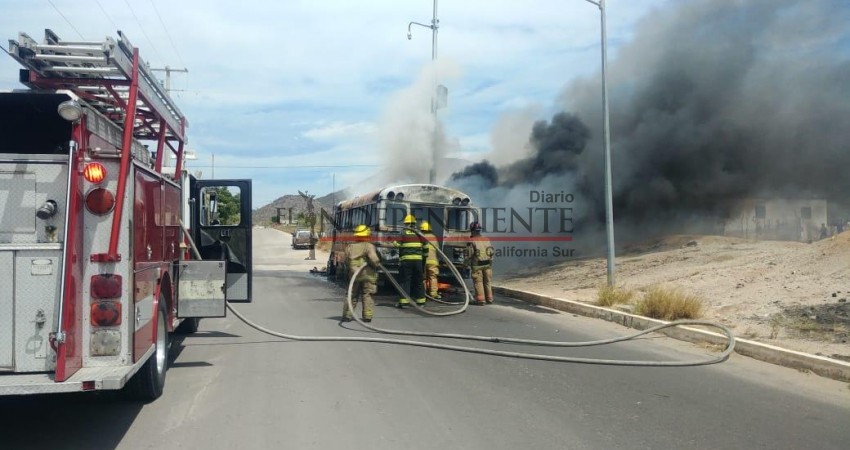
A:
[83,162,106,183]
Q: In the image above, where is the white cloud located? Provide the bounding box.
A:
[302,121,377,141]
[0,0,671,206]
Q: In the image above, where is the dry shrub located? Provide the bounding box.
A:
[635,286,703,320]
[596,285,635,307]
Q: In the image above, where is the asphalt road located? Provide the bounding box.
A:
[1,227,849,450]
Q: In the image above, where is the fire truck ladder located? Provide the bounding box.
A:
[7,29,188,261]
[8,29,186,152]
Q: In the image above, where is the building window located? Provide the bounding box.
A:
[754,204,766,219]
[800,206,812,219]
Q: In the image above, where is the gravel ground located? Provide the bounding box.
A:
[499,233,850,361]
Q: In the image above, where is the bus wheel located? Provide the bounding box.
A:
[176,317,200,334]
[125,305,169,401]
[335,263,347,283]
[327,258,336,278]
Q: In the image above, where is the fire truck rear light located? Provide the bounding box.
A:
[83,162,107,183]
[91,301,122,327]
[85,188,115,215]
[90,329,121,356]
[91,274,122,298]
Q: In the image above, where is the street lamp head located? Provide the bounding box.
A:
[407,31,412,40]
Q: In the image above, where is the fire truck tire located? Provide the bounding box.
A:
[126,305,169,401]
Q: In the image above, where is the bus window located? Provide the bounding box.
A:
[447,207,472,231]
[411,206,446,231]
[352,207,367,227]
[366,203,378,227]
[385,202,408,227]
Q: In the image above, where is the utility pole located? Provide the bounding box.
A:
[150,66,188,94]
[582,0,616,286]
[408,0,440,184]
[299,190,317,261]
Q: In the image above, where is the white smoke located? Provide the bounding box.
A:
[488,105,540,166]
[377,60,461,185]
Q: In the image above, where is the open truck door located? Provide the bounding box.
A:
[186,178,253,303]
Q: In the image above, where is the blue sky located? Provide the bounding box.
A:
[0,0,671,207]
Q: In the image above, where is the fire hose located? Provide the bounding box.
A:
[227,267,735,365]
[182,223,736,366]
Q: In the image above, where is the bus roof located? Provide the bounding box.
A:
[337,184,473,210]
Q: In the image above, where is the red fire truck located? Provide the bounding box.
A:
[0,30,252,400]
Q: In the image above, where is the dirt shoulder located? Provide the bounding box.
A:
[498,233,850,361]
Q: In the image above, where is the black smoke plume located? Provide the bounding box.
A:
[451,0,850,242]
[500,113,591,187]
[450,160,499,188]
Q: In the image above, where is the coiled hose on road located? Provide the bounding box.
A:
[184,223,736,366]
[229,254,737,367]
[227,267,735,366]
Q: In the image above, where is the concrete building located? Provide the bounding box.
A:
[721,198,828,242]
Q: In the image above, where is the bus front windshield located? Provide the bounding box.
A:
[411,205,446,233]
[385,202,408,227]
[447,207,473,231]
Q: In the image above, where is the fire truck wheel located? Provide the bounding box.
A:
[126,305,169,401]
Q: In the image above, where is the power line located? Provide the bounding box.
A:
[47,0,85,40]
[189,164,380,169]
[122,0,164,63]
[93,0,120,32]
[149,0,186,68]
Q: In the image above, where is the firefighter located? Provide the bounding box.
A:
[420,220,441,299]
[394,214,426,307]
[466,221,493,305]
[342,224,381,322]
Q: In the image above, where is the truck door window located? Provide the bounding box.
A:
[200,186,242,226]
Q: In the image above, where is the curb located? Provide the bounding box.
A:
[493,285,850,383]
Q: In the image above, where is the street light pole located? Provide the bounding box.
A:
[583,0,616,286]
[408,0,440,184]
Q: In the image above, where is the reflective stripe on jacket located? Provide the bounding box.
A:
[396,229,423,261]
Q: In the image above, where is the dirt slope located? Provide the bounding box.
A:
[500,233,850,361]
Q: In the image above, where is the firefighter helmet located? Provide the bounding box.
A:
[353,224,371,237]
[420,221,431,232]
[469,221,482,232]
[403,214,417,225]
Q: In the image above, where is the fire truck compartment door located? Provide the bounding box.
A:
[0,252,12,368]
[176,260,226,318]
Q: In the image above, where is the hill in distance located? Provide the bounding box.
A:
[252,194,333,225]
